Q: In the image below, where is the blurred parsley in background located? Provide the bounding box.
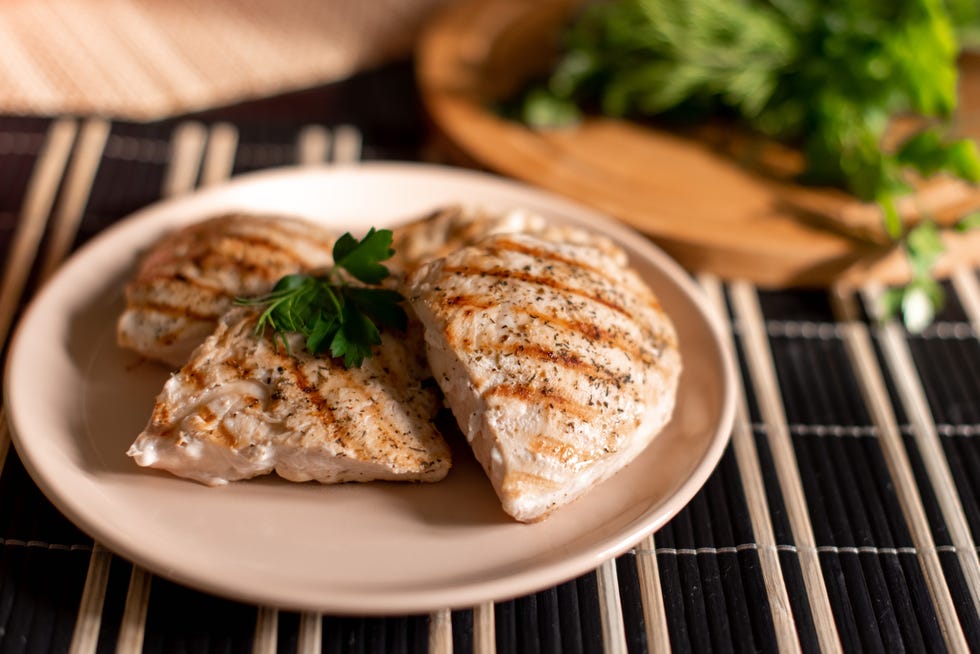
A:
[508,0,980,330]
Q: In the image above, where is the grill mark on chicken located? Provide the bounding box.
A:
[287,359,335,420]
[508,341,592,374]
[441,264,636,325]
[128,297,229,322]
[198,404,218,423]
[446,246,672,353]
[442,293,662,365]
[137,233,319,286]
[485,238,612,281]
[150,400,171,427]
[527,434,611,466]
[485,383,597,422]
[501,471,563,493]
[357,388,400,458]
[220,232,315,263]
[442,317,631,389]
[188,241,308,281]
[213,416,239,448]
[288,358,378,463]
[242,225,335,255]
[130,271,229,293]
[184,363,209,391]
[441,258,662,366]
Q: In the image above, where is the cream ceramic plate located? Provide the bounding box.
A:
[4,163,735,614]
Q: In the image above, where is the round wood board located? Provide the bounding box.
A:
[416,0,980,287]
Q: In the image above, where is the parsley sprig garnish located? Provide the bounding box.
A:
[237,228,406,368]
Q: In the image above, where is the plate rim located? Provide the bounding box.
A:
[3,161,736,613]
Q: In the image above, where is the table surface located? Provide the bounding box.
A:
[1,62,979,653]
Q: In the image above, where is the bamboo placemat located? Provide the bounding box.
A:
[0,66,979,651]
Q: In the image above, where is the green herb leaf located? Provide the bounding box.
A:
[343,286,408,331]
[878,193,903,241]
[520,88,582,128]
[897,128,980,182]
[236,228,403,367]
[306,314,339,355]
[906,221,945,277]
[956,211,980,231]
[330,307,381,368]
[333,228,396,285]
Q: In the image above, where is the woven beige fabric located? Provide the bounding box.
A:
[0,0,450,120]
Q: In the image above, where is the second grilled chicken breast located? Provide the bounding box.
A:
[407,232,681,522]
[118,213,336,367]
[127,307,450,485]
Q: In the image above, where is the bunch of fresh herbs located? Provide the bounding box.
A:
[509,0,980,329]
[237,228,406,367]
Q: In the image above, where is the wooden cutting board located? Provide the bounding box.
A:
[416,0,980,287]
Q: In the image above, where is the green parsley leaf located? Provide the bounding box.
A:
[333,227,396,285]
[342,286,408,331]
[956,211,980,232]
[236,228,404,367]
[897,128,980,182]
[330,307,381,368]
[306,313,339,355]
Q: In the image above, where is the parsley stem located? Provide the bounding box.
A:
[322,277,344,316]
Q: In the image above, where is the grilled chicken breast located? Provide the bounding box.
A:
[407,232,681,521]
[127,307,450,485]
[118,213,336,367]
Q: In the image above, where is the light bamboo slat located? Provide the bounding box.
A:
[251,606,278,654]
[428,609,453,654]
[0,117,76,346]
[473,602,496,654]
[298,125,331,166]
[161,122,207,199]
[859,282,980,617]
[952,268,980,332]
[115,567,152,654]
[200,123,239,187]
[635,534,670,653]
[68,545,113,654]
[831,286,970,653]
[700,275,801,654]
[729,281,843,653]
[332,124,363,164]
[296,612,322,654]
[596,559,628,654]
[38,117,110,282]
